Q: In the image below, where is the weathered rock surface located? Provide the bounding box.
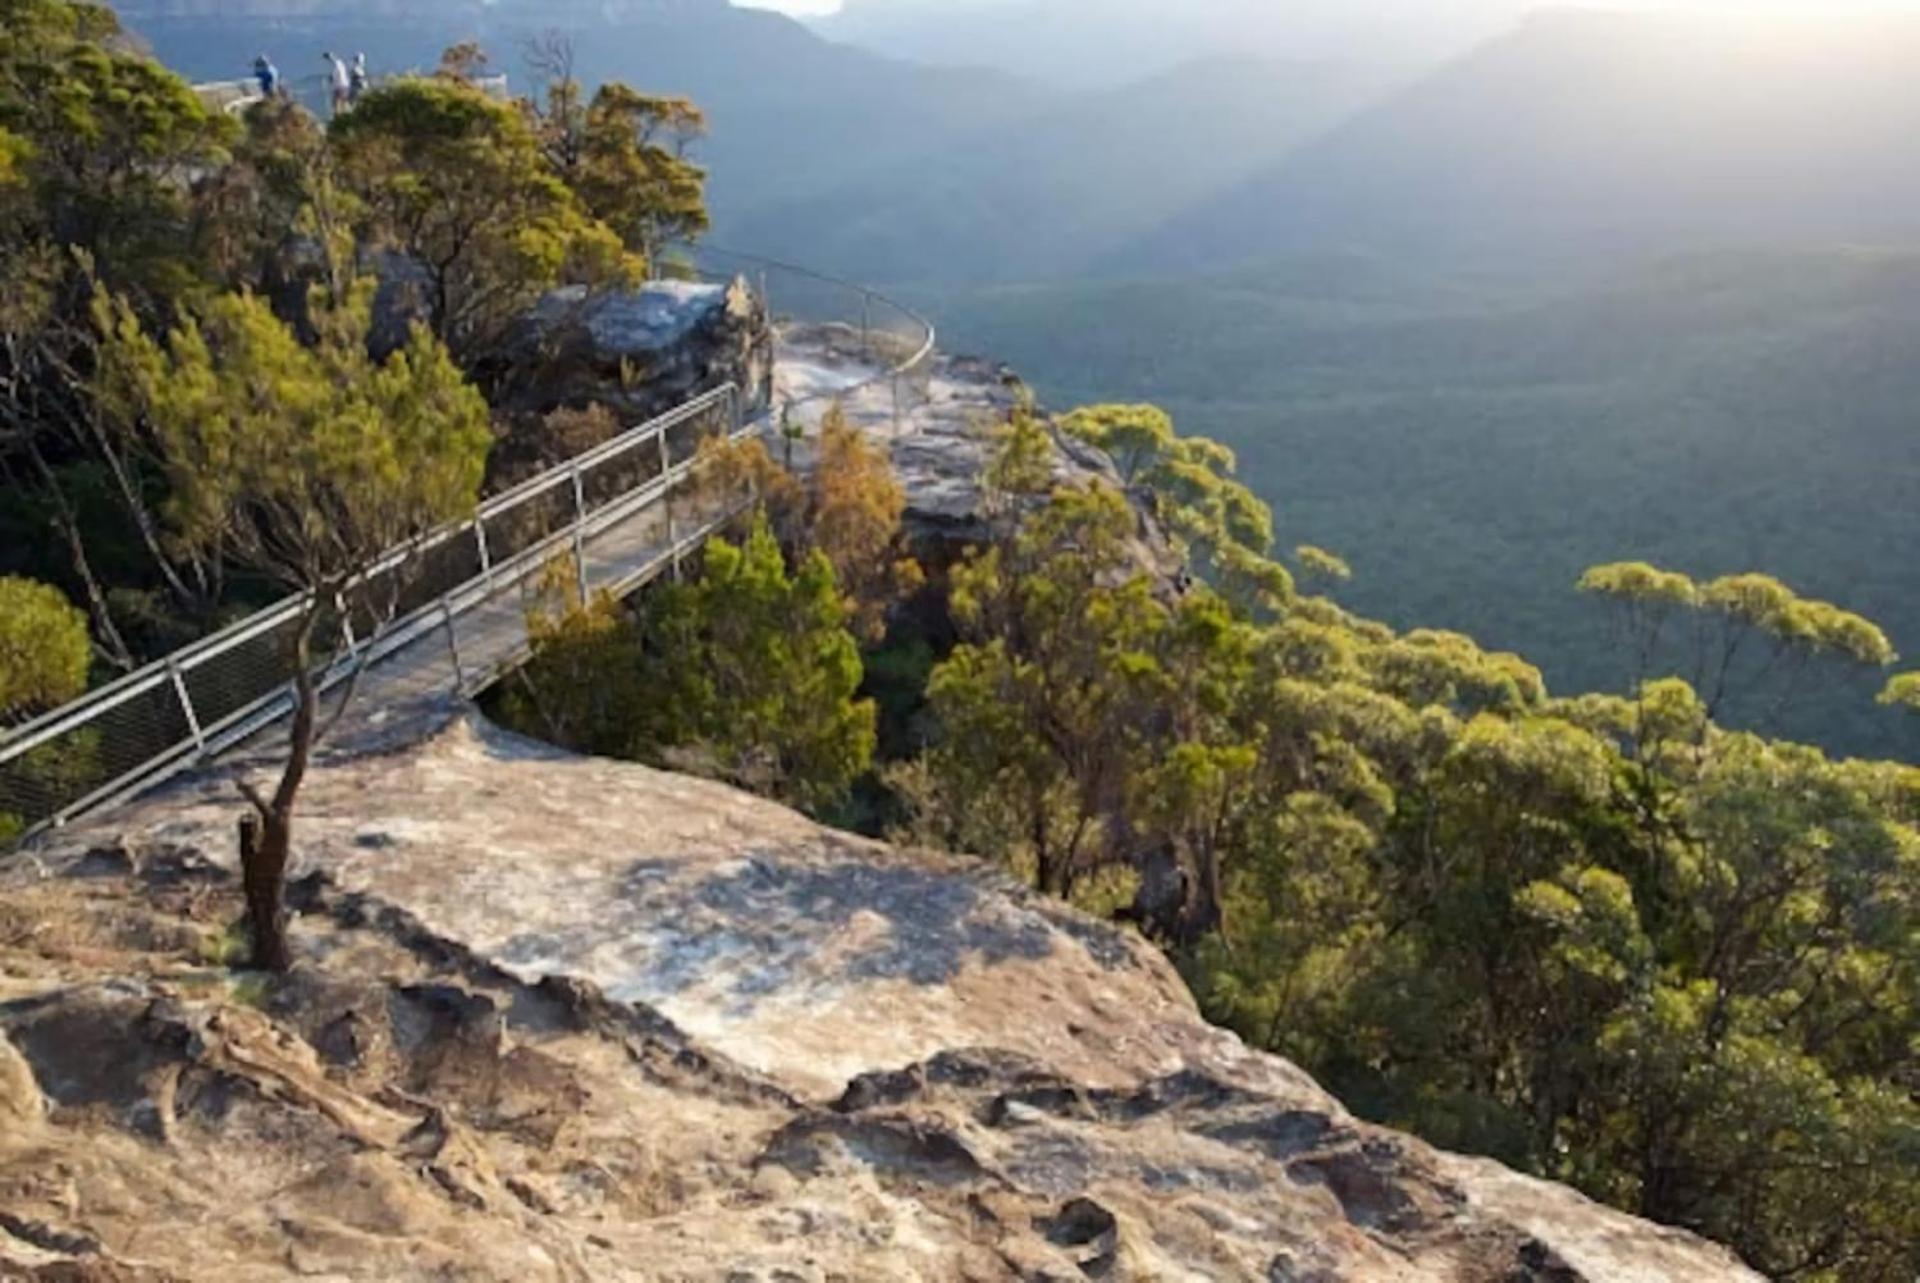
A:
[488,278,774,426]
[0,712,1763,1281]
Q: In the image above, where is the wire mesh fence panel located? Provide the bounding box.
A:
[484,482,578,569]
[0,676,195,832]
[666,400,723,469]
[577,435,665,518]
[382,527,483,626]
[1,376,763,845]
[689,248,936,439]
[179,610,310,736]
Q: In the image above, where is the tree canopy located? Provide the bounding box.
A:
[503,516,877,814]
[0,575,88,725]
[93,267,491,969]
[329,73,638,365]
[894,399,1920,1278]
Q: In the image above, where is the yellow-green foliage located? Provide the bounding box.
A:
[905,417,1920,1278]
[0,576,88,723]
[1580,561,1898,719]
[1060,402,1292,613]
[984,400,1055,498]
[92,273,491,592]
[1882,672,1920,712]
[568,84,710,266]
[329,74,639,361]
[497,559,647,756]
[0,0,232,295]
[1294,544,1352,584]
[0,126,27,189]
[640,517,875,810]
[503,517,876,814]
[701,406,922,643]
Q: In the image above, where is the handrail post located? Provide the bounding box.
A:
[167,658,205,754]
[570,461,589,597]
[335,592,361,663]
[441,599,467,695]
[658,428,680,581]
[474,517,494,590]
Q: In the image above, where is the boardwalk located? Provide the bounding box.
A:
[0,386,756,840]
[0,298,935,845]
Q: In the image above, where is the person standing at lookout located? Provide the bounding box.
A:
[325,51,350,116]
[349,53,370,102]
[252,54,279,101]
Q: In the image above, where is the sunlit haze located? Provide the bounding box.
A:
[738,0,1920,79]
[738,0,1920,14]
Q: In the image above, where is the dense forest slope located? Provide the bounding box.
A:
[96,0,1920,759]
[928,245,1920,760]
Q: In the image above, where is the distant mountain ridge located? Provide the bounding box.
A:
[114,0,1054,242]
[810,0,1506,87]
[1118,9,1920,274]
[113,0,1393,290]
[723,55,1390,286]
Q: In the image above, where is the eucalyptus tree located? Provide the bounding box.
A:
[93,265,490,970]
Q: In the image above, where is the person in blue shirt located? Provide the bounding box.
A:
[252,54,279,101]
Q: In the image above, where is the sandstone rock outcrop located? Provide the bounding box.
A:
[488,278,774,426]
[774,329,1185,585]
[0,710,1764,1281]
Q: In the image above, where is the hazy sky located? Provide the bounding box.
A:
[740,0,1920,15]
[736,0,1920,86]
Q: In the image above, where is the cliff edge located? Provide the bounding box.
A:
[0,710,1761,1281]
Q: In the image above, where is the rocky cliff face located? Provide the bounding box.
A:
[0,711,1762,1281]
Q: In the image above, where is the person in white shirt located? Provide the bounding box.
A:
[324,51,350,116]
[349,53,369,102]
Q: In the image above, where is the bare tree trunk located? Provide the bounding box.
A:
[237,610,322,972]
[19,439,138,672]
[237,810,291,971]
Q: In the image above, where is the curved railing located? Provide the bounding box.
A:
[193,70,512,119]
[690,244,937,428]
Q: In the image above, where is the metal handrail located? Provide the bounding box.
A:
[2,246,945,843]
[0,383,737,764]
[0,381,753,841]
[690,244,937,421]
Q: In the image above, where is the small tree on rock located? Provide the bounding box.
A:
[93,269,490,970]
